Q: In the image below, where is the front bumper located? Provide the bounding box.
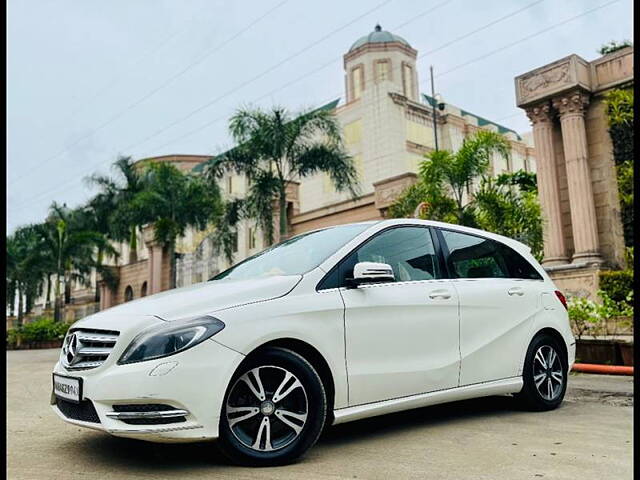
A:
[51,338,244,443]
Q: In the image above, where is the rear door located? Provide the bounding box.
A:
[437,228,545,386]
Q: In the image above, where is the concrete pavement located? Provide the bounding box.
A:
[7,348,633,479]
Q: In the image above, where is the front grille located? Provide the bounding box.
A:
[56,398,100,423]
[62,328,119,370]
[111,404,187,425]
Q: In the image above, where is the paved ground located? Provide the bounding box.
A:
[7,349,634,480]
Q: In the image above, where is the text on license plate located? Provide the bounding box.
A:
[53,374,81,403]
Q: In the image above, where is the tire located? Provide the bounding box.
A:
[515,333,568,411]
[217,347,327,467]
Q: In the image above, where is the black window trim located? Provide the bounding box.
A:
[435,226,543,281]
[316,224,445,291]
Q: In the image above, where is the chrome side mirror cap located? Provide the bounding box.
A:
[346,262,395,288]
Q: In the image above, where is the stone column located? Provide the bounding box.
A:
[148,245,164,294]
[98,283,113,310]
[552,91,602,264]
[143,226,164,294]
[525,103,568,265]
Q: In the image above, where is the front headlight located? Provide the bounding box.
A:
[118,315,225,365]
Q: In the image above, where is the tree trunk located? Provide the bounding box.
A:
[45,274,52,310]
[169,240,177,289]
[129,227,138,263]
[17,284,24,326]
[279,187,288,240]
[54,272,62,322]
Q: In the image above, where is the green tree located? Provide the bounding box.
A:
[36,203,116,321]
[598,40,632,55]
[473,175,543,259]
[86,156,146,263]
[206,106,359,260]
[133,162,223,288]
[6,225,51,325]
[389,130,510,225]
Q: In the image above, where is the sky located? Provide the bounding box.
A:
[6,0,634,233]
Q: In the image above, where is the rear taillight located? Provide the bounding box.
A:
[555,290,568,310]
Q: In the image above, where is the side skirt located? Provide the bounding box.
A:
[332,376,523,425]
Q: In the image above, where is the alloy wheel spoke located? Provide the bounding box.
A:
[547,378,553,399]
[272,371,303,403]
[252,416,273,451]
[274,409,307,435]
[551,371,563,383]
[239,368,266,401]
[534,350,547,369]
[227,406,260,427]
[547,348,557,369]
[534,373,547,388]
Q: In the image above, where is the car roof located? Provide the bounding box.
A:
[371,218,532,254]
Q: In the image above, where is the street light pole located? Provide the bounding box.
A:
[430,65,439,152]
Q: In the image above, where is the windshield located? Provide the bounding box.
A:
[211,223,372,281]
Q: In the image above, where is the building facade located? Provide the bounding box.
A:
[515,46,633,298]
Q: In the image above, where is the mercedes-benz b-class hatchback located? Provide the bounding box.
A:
[52,219,575,466]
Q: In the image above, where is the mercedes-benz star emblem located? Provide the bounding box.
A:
[62,333,79,367]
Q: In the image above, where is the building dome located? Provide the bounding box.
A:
[349,24,411,52]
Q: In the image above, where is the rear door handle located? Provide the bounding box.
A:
[508,287,525,296]
[429,289,451,300]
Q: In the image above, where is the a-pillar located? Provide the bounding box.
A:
[552,91,602,265]
[525,102,568,266]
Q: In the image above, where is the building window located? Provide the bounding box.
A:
[124,286,134,302]
[140,282,147,297]
[227,175,233,194]
[352,66,364,100]
[375,60,391,82]
[402,63,413,99]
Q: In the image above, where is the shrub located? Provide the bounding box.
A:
[599,270,634,303]
[6,317,70,346]
[567,297,603,340]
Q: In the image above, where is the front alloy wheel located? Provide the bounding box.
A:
[218,348,326,466]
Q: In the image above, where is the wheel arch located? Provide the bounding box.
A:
[525,327,569,369]
[241,338,336,424]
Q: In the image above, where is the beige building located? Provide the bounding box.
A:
[30,25,538,318]
[515,46,633,299]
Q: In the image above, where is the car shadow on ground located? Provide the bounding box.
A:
[63,395,523,471]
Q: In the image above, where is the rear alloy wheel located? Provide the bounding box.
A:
[516,334,568,411]
[218,347,326,466]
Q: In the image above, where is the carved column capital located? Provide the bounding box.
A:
[552,90,590,117]
[525,102,555,125]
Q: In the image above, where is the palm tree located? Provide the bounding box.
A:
[389,130,511,225]
[474,174,543,260]
[37,203,116,321]
[6,225,50,325]
[205,106,359,258]
[133,162,222,289]
[86,156,145,263]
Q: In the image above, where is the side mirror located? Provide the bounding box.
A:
[346,262,395,288]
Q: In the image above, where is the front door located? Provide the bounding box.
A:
[337,226,460,406]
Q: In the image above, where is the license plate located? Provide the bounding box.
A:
[53,374,82,403]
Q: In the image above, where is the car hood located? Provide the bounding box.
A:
[73,275,302,332]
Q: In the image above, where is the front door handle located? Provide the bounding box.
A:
[508,287,525,296]
[429,289,451,300]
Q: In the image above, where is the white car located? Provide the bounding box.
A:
[52,219,575,466]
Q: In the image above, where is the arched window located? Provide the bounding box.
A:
[140,282,148,297]
[124,286,134,302]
